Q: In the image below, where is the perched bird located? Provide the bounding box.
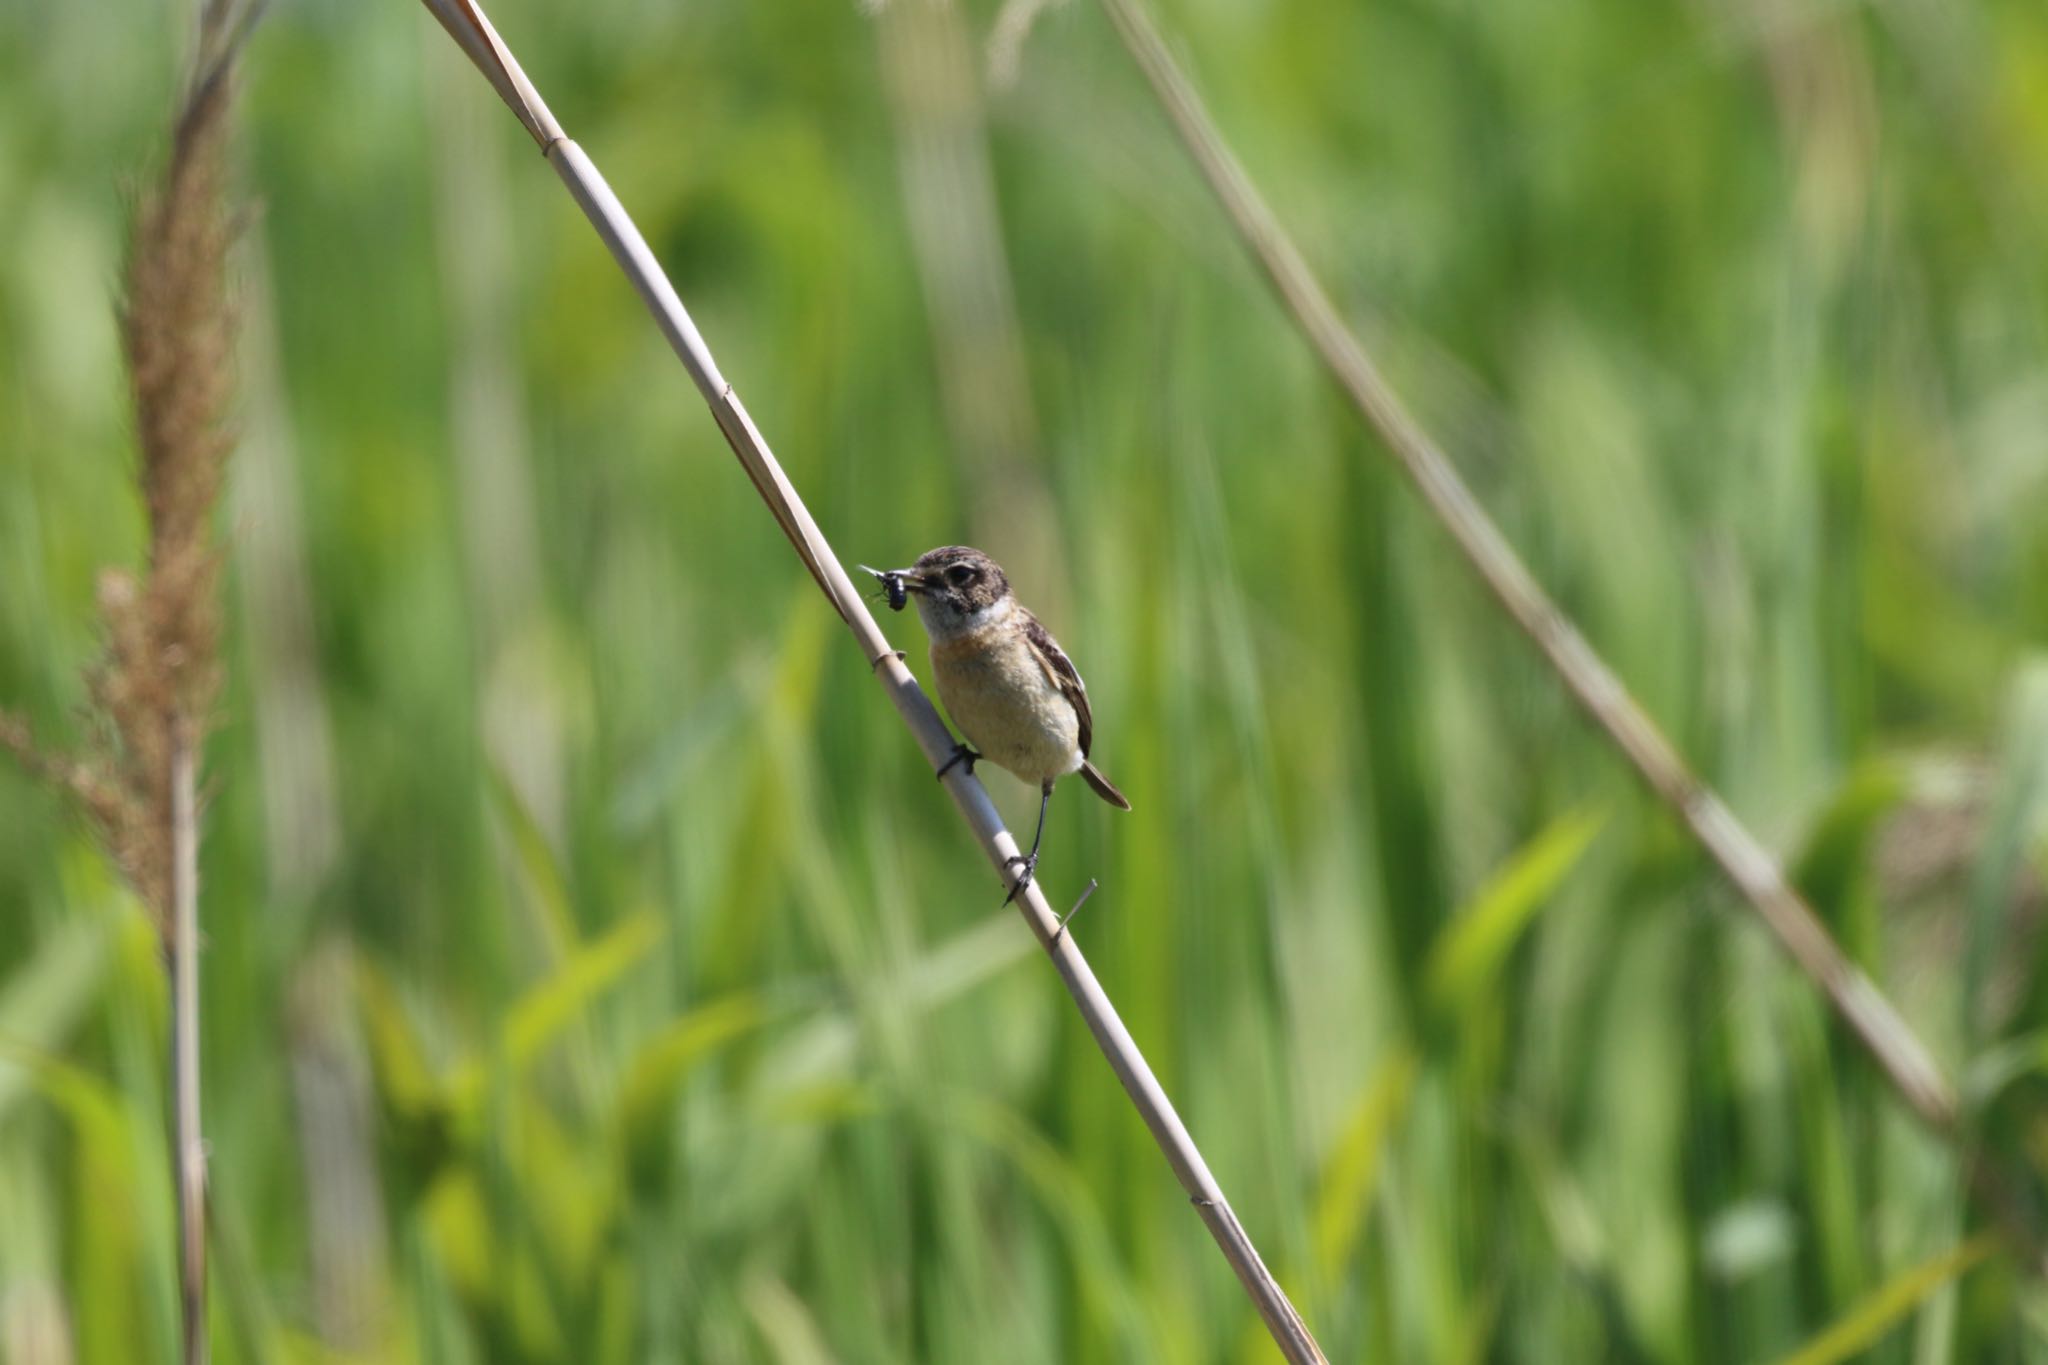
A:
[872,546,1129,903]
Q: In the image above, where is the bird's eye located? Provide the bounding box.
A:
[947,565,974,586]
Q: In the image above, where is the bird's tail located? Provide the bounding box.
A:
[1080,761,1132,811]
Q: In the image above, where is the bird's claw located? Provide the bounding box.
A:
[1001,851,1038,907]
[936,743,981,782]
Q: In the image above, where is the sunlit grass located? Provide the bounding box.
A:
[3,0,2047,1361]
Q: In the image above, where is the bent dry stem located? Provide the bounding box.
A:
[1091,0,1958,1138]
[415,2,1329,1359]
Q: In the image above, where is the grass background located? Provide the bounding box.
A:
[3,0,2048,1360]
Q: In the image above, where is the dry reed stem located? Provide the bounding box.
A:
[415,2,1329,1358]
[130,17,253,1359]
[987,0,1071,90]
[170,728,205,1365]
[877,0,1065,585]
[1092,0,1958,1136]
[0,5,259,1359]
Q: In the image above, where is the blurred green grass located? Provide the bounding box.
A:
[3,0,2048,1360]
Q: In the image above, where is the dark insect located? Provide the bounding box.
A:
[859,564,910,612]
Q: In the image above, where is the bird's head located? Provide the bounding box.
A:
[891,545,1012,637]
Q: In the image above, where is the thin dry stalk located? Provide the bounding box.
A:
[1091,0,1958,1136]
[0,5,258,1360]
[876,0,1065,583]
[988,0,1069,90]
[170,728,204,1365]
[414,2,1329,1359]
[130,18,253,1358]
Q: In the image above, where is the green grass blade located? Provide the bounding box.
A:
[1311,1040,1418,1284]
[1424,810,1605,1019]
[1768,1236,1999,1365]
[616,991,770,1189]
[0,914,111,1120]
[483,910,665,1086]
[488,761,582,964]
[1966,665,2048,1045]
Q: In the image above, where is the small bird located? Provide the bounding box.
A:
[873,546,1129,903]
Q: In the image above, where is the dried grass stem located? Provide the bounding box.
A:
[1091,0,1957,1135]
[418,2,1329,1357]
[0,6,259,1359]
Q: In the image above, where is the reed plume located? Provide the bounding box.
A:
[0,4,260,1359]
[1,3,251,925]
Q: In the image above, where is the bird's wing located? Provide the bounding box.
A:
[1021,610,1093,758]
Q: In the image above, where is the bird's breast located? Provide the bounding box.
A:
[930,624,1082,784]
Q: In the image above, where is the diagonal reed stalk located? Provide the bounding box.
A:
[1090,0,1959,1137]
[414,2,1329,1359]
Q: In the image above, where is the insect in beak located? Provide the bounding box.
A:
[858,564,920,612]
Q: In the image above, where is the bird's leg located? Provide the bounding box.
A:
[1003,780,1054,906]
[936,743,981,781]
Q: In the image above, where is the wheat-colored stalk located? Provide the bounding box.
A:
[414,2,1328,1358]
[1090,0,1958,1136]
[1088,0,2048,1284]
[168,726,205,1364]
[971,0,2048,1280]
[0,4,259,1359]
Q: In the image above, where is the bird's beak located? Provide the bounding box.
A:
[856,564,929,597]
[859,564,928,593]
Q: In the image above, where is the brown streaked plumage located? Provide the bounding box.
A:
[876,546,1128,904]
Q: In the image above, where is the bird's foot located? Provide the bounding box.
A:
[1001,851,1039,907]
[936,743,981,781]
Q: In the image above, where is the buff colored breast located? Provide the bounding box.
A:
[931,619,1084,785]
